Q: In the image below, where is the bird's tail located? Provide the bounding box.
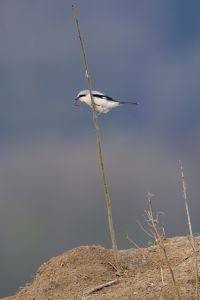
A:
[119,101,139,105]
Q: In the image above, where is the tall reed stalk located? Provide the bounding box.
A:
[72,5,119,270]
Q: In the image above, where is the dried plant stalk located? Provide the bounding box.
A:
[179,160,199,299]
[146,193,182,300]
[72,5,119,270]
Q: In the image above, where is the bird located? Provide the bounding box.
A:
[75,90,139,114]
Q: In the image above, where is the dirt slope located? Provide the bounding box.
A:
[2,236,200,300]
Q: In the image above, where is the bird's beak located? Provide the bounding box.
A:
[74,96,80,106]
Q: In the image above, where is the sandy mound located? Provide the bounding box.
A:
[2,236,200,300]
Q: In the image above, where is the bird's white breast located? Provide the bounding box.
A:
[83,94,120,113]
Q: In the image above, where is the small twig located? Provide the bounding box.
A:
[126,233,141,249]
[146,193,182,300]
[126,233,147,262]
[158,267,166,299]
[179,160,199,300]
[108,261,120,273]
[136,220,154,239]
[83,279,119,297]
[160,267,164,286]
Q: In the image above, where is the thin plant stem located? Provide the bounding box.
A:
[146,193,182,300]
[72,5,119,270]
[179,160,199,300]
[179,161,193,241]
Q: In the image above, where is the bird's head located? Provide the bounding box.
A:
[75,90,89,105]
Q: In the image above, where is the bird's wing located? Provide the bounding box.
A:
[92,93,119,102]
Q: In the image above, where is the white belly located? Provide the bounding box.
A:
[84,94,120,113]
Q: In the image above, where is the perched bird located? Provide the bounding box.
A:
[75,90,139,114]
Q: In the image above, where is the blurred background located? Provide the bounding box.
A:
[0,0,200,297]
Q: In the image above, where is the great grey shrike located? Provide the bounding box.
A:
[75,90,139,114]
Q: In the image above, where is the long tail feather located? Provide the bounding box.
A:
[119,101,139,105]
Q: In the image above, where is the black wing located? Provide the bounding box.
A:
[92,93,139,105]
[92,94,118,102]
